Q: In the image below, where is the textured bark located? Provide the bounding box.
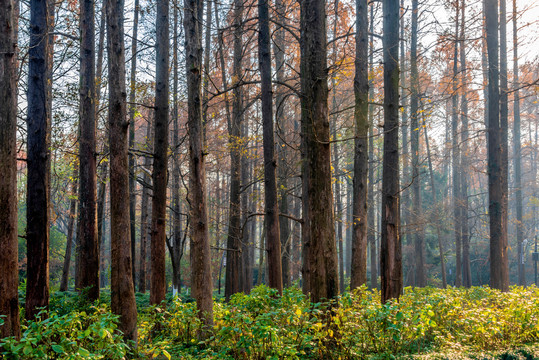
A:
[225,0,244,300]
[184,0,214,331]
[410,0,426,287]
[274,0,290,288]
[78,0,99,300]
[241,132,252,293]
[0,0,20,337]
[459,0,471,287]
[350,0,369,290]
[485,0,508,292]
[259,0,283,294]
[60,168,78,292]
[367,2,376,290]
[138,119,152,293]
[26,0,51,321]
[150,0,169,305]
[128,0,140,290]
[300,0,338,302]
[451,2,462,287]
[381,0,402,303]
[106,0,138,342]
[513,0,524,286]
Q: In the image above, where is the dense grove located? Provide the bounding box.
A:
[2,285,539,359]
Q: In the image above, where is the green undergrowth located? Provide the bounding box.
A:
[1,285,539,359]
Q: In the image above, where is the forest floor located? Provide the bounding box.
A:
[1,285,539,359]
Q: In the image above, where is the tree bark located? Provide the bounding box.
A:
[60,167,78,292]
[381,0,402,303]
[150,0,169,305]
[350,0,368,290]
[128,0,140,291]
[78,0,99,300]
[300,0,339,302]
[0,0,20,337]
[512,0,524,286]
[367,1,376,290]
[26,0,51,321]
[138,119,152,293]
[259,0,283,294]
[485,0,508,292]
[106,0,138,342]
[184,0,214,332]
[225,0,244,300]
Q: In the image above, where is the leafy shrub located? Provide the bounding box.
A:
[0,305,128,359]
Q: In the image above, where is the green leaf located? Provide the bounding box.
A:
[23,344,33,356]
[51,344,65,354]
[78,347,90,357]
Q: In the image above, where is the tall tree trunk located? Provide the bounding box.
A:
[381,0,402,303]
[259,0,283,294]
[452,1,462,287]
[350,0,368,290]
[513,0,524,286]
[26,0,51,321]
[60,167,78,292]
[184,0,214,332]
[0,0,20,337]
[128,0,140,290]
[274,0,289,288]
[300,0,338,302]
[150,0,169,305]
[78,0,99,300]
[106,0,138,342]
[225,0,244,300]
[367,1,376,290]
[410,0,426,287]
[138,119,152,293]
[171,0,182,297]
[459,0,471,288]
[241,130,252,293]
[485,0,508,292]
[331,0,344,294]
[202,0,212,141]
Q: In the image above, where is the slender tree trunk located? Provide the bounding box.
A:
[331,0,344,294]
[459,0,471,288]
[259,0,283,294]
[150,0,169,305]
[350,0,369,290]
[410,0,426,287]
[485,0,508,292]
[367,1,376,290]
[184,0,214,332]
[452,1,462,287]
[225,0,244,300]
[423,125,447,288]
[513,0,524,286]
[202,0,212,141]
[60,167,78,292]
[0,0,20,337]
[381,0,402,303]
[138,119,152,293]
[26,0,51,321]
[106,0,138,342]
[78,0,99,300]
[128,0,140,290]
[300,0,338,302]
[241,130,252,293]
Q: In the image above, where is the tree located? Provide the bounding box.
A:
[225,0,244,300]
[150,0,170,305]
[0,0,20,338]
[410,0,426,287]
[380,0,402,303]
[350,0,369,290]
[106,0,138,342]
[184,0,214,332]
[259,0,283,294]
[485,0,508,291]
[78,0,99,300]
[26,0,51,320]
[300,0,339,302]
